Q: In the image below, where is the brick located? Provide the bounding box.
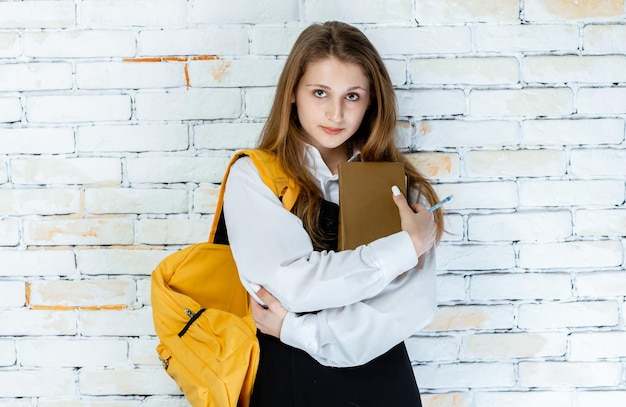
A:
[465,149,566,177]
[81,0,187,27]
[80,307,154,336]
[525,0,626,22]
[405,335,460,362]
[26,95,132,123]
[0,340,16,366]
[0,159,6,183]
[416,120,519,150]
[244,87,276,118]
[570,148,626,176]
[250,27,305,55]
[0,310,76,335]
[0,369,76,397]
[424,305,514,331]
[414,362,515,389]
[193,185,220,214]
[0,1,75,29]
[519,361,621,387]
[415,0,520,24]
[191,0,298,23]
[137,277,151,306]
[11,157,121,185]
[24,218,134,246]
[385,60,408,87]
[138,28,248,56]
[188,59,283,88]
[571,332,626,361]
[0,32,20,57]
[470,273,572,301]
[578,87,626,114]
[584,24,626,52]
[0,281,26,307]
[127,156,229,184]
[0,127,75,154]
[40,401,142,407]
[0,250,76,277]
[365,26,472,55]
[85,188,188,214]
[76,249,173,276]
[305,0,413,23]
[410,57,519,85]
[577,391,626,407]
[136,219,213,245]
[79,367,180,396]
[144,399,189,407]
[441,214,464,242]
[0,189,80,215]
[0,97,22,123]
[129,338,160,366]
[397,89,465,117]
[405,152,460,180]
[77,62,186,89]
[522,118,624,146]
[474,391,573,407]
[575,209,626,237]
[0,219,19,246]
[24,31,135,58]
[476,24,579,52]
[434,181,518,210]
[437,273,467,302]
[438,244,517,271]
[77,124,188,153]
[577,271,626,298]
[518,301,618,329]
[519,240,623,269]
[460,332,567,360]
[0,63,72,92]
[524,55,626,84]
[194,123,263,150]
[29,279,136,308]
[421,393,470,407]
[520,180,624,207]
[136,89,241,121]
[468,211,572,242]
[470,88,573,117]
[19,339,127,367]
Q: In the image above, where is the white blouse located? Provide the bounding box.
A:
[223,145,437,368]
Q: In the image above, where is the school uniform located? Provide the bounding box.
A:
[224,145,436,406]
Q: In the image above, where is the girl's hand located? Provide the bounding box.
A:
[251,286,288,338]
[391,186,436,258]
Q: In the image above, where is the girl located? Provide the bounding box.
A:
[224,21,444,406]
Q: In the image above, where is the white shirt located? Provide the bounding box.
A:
[223,145,437,367]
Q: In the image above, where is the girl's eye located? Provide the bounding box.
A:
[313,90,327,98]
[346,93,360,101]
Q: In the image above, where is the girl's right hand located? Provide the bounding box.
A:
[391,186,436,258]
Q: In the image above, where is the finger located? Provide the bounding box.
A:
[391,185,415,216]
[256,287,280,310]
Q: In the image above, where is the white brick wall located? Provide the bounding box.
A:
[0,0,624,405]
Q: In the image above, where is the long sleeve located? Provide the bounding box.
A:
[223,156,418,313]
[280,247,437,367]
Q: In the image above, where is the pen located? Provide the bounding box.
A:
[428,195,453,212]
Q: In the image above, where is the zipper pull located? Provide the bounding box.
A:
[184,308,195,318]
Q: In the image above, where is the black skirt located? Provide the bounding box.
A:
[249,332,422,407]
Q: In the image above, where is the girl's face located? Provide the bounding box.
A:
[293,56,370,162]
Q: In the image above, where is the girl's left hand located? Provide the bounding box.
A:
[251,286,288,338]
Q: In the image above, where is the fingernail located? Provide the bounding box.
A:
[249,282,261,292]
[391,185,401,196]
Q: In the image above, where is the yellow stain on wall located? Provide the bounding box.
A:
[546,0,625,19]
[123,55,221,88]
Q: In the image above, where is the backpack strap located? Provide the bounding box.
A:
[208,149,300,243]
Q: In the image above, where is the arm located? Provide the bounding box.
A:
[265,247,437,367]
[223,157,418,313]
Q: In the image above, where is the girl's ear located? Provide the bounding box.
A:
[291,93,296,103]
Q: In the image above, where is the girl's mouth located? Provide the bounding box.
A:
[321,126,343,135]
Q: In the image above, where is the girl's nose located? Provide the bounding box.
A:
[326,98,343,122]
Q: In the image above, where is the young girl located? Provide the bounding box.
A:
[223,21,444,406]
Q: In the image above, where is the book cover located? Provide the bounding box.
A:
[337,161,407,251]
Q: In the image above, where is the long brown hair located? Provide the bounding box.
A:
[258,21,444,247]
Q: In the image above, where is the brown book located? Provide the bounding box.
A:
[337,161,407,250]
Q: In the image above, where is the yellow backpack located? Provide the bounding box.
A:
[151,149,299,407]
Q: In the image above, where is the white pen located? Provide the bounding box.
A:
[428,195,453,212]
